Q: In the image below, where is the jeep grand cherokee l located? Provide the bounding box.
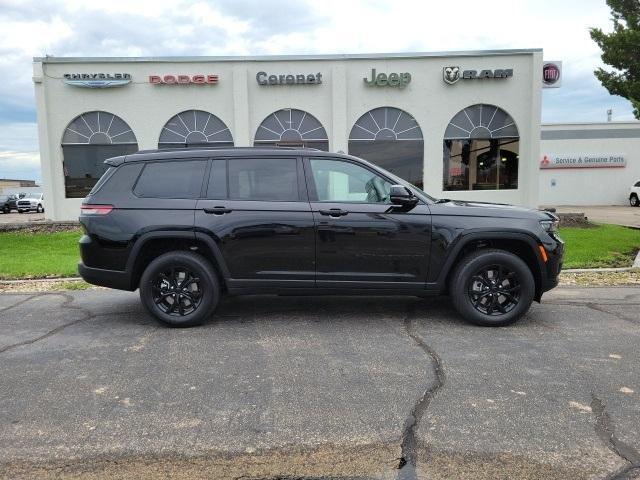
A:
[78,147,563,327]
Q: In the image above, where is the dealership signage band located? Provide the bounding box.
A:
[443,67,513,85]
[63,73,131,88]
[257,72,322,85]
[364,69,411,88]
[540,153,626,169]
[149,75,219,85]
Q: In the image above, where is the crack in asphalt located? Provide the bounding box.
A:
[0,293,37,314]
[396,303,445,479]
[590,394,640,480]
[0,293,96,355]
[585,303,640,326]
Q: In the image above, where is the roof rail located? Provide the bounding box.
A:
[133,146,322,154]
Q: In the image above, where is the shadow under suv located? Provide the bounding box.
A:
[79,147,563,327]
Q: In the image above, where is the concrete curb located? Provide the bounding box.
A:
[0,221,80,232]
[562,267,637,273]
[0,277,83,284]
[633,250,640,269]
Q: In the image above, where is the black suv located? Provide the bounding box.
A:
[79,147,563,327]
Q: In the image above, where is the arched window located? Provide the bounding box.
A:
[443,104,519,191]
[348,107,424,188]
[158,110,233,148]
[254,108,328,150]
[61,111,138,198]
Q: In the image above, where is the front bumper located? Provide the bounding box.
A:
[540,234,564,293]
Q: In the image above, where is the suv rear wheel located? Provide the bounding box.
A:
[630,194,639,207]
[449,249,535,327]
[139,251,220,327]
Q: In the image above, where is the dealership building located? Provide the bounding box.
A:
[32,50,638,221]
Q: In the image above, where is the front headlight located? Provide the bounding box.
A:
[540,219,559,233]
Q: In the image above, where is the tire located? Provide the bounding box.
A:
[139,251,220,327]
[36,204,43,213]
[631,194,639,207]
[449,249,535,327]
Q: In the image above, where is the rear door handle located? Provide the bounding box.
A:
[203,206,232,215]
[318,208,349,217]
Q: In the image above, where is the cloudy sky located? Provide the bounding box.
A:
[0,0,635,182]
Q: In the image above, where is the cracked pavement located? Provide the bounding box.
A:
[0,286,639,479]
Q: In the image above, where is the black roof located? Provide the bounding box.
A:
[104,146,338,166]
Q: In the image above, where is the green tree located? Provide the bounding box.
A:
[590,0,640,119]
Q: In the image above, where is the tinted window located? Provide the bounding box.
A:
[62,144,138,198]
[635,181,640,187]
[228,158,299,201]
[134,160,206,198]
[207,160,228,199]
[309,159,391,203]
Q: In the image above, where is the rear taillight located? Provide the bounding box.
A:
[81,204,114,215]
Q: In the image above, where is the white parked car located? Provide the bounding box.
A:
[16,193,45,213]
[631,180,640,207]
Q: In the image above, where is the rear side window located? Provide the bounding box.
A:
[635,181,640,187]
[228,158,299,201]
[89,167,115,195]
[134,160,206,198]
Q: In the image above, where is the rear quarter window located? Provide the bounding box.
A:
[134,160,207,198]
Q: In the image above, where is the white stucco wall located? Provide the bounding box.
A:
[539,122,640,206]
[33,51,542,221]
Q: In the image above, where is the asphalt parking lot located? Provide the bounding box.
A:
[1,287,639,479]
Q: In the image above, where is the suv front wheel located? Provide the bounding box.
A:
[139,251,220,327]
[449,249,535,327]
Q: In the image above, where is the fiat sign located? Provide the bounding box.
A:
[543,61,562,88]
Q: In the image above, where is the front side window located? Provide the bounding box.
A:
[443,104,519,191]
[134,160,206,198]
[62,111,138,198]
[228,158,299,201]
[309,159,391,203]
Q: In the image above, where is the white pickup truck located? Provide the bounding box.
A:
[16,193,45,213]
[630,181,640,207]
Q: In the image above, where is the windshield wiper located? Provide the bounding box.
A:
[435,198,451,204]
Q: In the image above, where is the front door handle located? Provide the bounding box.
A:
[318,208,349,217]
[203,206,232,215]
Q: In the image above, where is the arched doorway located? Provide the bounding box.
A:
[348,107,424,188]
[61,111,138,198]
[159,110,233,148]
[254,108,328,150]
[443,104,519,191]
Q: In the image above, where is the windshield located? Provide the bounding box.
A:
[24,194,42,199]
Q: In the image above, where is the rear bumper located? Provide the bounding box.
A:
[78,262,134,291]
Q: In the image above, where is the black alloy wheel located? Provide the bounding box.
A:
[152,267,203,317]
[449,249,535,326]
[468,264,520,316]
[139,251,220,327]
[631,195,639,207]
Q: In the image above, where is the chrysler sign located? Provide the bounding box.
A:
[540,153,626,169]
[63,73,131,88]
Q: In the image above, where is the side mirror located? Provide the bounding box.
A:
[389,185,418,207]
